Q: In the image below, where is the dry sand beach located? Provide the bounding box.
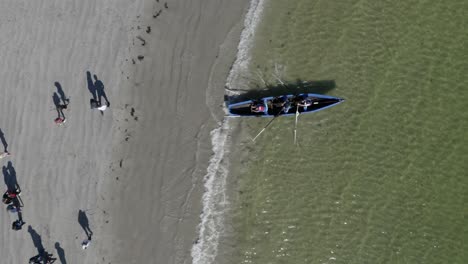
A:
[0,1,249,263]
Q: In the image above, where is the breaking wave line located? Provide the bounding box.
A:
[192,0,265,263]
[226,0,266,93]
[191,120,230,263]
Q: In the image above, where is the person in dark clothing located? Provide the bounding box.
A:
[12,219,25,230]
[271,96,291,114]
[29,252,56,264]
[293,94,314,110]
[2,189,20,205]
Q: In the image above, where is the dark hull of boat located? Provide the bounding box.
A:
[227,93,344,117]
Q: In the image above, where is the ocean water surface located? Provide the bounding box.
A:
[224,1,467,263]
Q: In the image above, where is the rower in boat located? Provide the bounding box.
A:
[227,93,344,117]
[270,96,291,114]
[294,95,314,111]
[250,101,266,113]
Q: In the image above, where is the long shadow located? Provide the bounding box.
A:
[3,161,18,192]
[52,93,61,108]
[3,162,24,229]
[52,92,65,120]
[225,79,336,104]
[0,128,8,152]
[55,242,67,264]
[55,82,68,104]
[28,226,45,255]
[78,210,93,240]
[94,74,110,106]
[86,71,97,101]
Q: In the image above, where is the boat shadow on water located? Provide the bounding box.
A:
[225,79,336,104]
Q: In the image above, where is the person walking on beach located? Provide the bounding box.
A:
[12,218,25,230]
[78,209,93,249]
[29,252,56,264]
[82,238,91,249]
[90,98,110,114]
[56,101,69,123]
[53,92,69,125]
[88,72,110,115]
[6,204,20,213]
[2,188,20,205]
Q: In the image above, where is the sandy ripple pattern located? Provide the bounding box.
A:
[0,1,134,263]
[0,0,250,263]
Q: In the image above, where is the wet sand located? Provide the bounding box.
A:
[0,1,248,263]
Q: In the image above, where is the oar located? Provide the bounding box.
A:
[294,105,299,145]
[252,107,285,142]
[252,115,279,142]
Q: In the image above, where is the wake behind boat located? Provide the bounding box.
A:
[227,93,344,117]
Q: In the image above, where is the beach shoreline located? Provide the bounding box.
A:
[0,1,249,263]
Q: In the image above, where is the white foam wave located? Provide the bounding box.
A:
[226,0,266,94]
[191,120,230,263]
[192,0,265,263]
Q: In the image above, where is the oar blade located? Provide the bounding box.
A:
[294,105,299,145]
[252,128,266,142]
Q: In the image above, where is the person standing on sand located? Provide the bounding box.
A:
[29,252,56,264]
[82,238,91,249]
[12,219,25,230]
[2,188,20,205]
[0,151,10,159]
[78,209,93,249]
[97,101,109,112]
[54,117,66,125]
[88,73,110,115]
[56,101,69,123]
[53,91,69,125]
[6,204,20,213]
[90,98,109,114]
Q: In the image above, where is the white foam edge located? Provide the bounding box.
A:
[191,0,266,263]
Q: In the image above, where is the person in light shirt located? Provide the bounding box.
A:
[82,239,91,249]
[90,99,110,113]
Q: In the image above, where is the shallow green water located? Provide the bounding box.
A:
[229,1,468,263]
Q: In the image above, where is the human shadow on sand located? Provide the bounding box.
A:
[54,82,69,104]
[86,71,97,102]
[28,226,45,255]
[55,242,67,264]
[94,74,109,106]
[3,161,18,192]
[87,71,110,115]
[78,209,93,240]
[225,79,336,104]
[52,82,70,122]
[0,128,8,152]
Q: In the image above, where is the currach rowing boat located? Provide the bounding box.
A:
[227,93,344,117]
